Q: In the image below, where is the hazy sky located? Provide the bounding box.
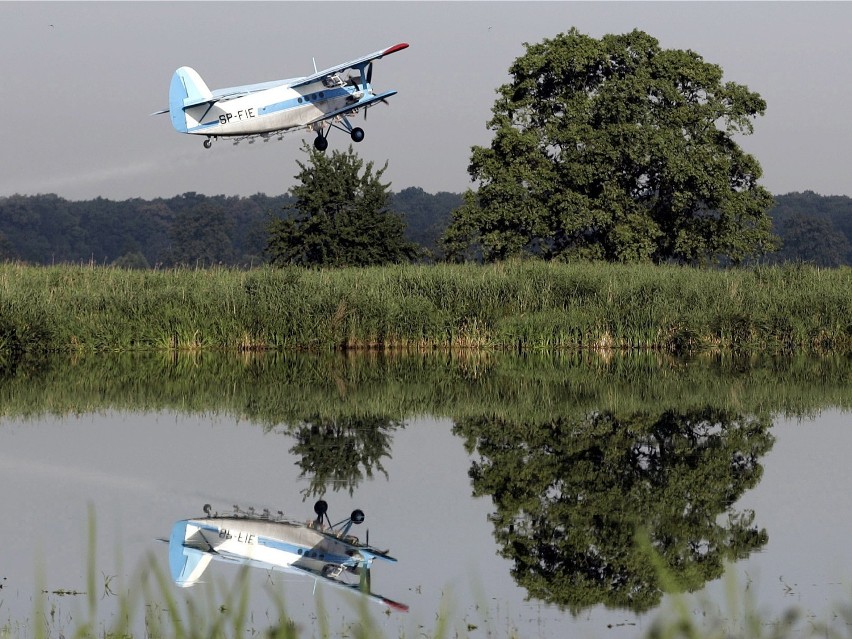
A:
[2,2,851,201]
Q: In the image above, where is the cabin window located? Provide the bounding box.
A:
[298,98,303,103]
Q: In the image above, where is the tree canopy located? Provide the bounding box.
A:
[443,28,778,265]
[266,145,419,267]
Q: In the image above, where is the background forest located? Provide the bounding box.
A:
[0,189,849,268]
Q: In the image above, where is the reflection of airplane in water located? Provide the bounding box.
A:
[166,500,408,612]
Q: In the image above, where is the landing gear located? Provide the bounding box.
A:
[314,500,328,517]
[311,500,366,536]
[314,499,329,526]
[312,116,366,151]
[203,137,213,149]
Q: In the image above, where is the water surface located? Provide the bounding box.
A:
[0,351,849,637]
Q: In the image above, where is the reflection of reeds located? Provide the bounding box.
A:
[0,350,849,424]
[0,262,849,354]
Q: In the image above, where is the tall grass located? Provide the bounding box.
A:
[0,262,849,354]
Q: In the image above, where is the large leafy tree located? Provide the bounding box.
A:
[267,145,419,267]
[443,28,778,265]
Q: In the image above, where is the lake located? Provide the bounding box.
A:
[0,351,849,638]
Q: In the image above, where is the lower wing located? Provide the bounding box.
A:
[308,91,398,125]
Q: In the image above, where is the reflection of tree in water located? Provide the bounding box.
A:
[289,415,403,498]
[454,408,774,613]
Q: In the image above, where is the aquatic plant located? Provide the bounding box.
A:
[0,262,849,354]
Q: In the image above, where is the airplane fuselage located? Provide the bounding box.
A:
[170,516,364,585]
[185,80,362,138]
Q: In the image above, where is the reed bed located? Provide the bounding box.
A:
[0,261,849,354]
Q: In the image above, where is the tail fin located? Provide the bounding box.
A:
[168,520,213,587]
[168,67,214,133]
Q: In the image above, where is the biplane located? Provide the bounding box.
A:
[154,43,408,151]
[166,500,408,612]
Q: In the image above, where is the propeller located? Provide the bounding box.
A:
[364,96,390,121]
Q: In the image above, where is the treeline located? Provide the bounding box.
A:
[764,191,852,266]
[0,189,849,267]
[0,188,460,268]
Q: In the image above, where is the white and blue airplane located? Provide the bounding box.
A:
[155,43,409,151]
[166,500,408,612]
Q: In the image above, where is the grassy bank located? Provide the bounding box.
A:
[0,261,849,353]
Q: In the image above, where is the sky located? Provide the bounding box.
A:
[2,1,851,201]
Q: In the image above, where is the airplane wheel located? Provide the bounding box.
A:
[314,500,328,517]
[314,135,328,151]
[203,138,212,149]
[350,509,365,525]
[350,127,365,143]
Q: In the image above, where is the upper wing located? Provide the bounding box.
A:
[198,43,408,100]
[288,562,409,612]
[290,43,408,89]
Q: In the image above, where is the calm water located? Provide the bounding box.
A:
[0,352,849,638]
